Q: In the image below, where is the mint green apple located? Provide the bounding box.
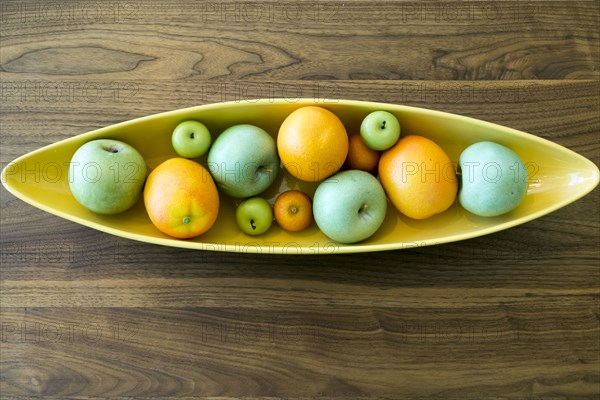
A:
[459,141,528,217]
[172,120,211,158]
[69,139,147,214]
[360,110,401,151]
[313,170,387,243]
[236,197,273,235]
[207,124,279,198]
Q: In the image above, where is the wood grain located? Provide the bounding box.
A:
[1,0,599,398]
[1,307,598,397]
[1,1,598,80]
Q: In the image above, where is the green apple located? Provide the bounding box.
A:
[459,141,528,217]
[207,124,279,198]
[69,139,147,214]
[313,170,387,243]
[360,110,401,151]
[172,120,211,158]
[236,197,273,235]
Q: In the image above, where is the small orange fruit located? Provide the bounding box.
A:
[144,158,219,239]
[346,133,380,172]
[278,106,348,182]
[379,135,458,220]
[274,190,312,232]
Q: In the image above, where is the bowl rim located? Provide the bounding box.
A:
[2,99,599,254]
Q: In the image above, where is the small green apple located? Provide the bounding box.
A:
[360,110,401,151]
[207,124,279,198]
[313,170,387,243]
[69,139,147,214]
[236,197,273,235]
[172,120,212,158]
[459,141,528,217]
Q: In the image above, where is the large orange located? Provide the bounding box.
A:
[144,158,219,239]
[278,106,348,182]
[379,135,458,220]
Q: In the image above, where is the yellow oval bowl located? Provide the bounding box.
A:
[2,99,598,254]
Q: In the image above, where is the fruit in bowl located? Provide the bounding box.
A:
[171,120,212,158]
[345,133,380,173]
[236,197,273,236]
[144,158,219,239]
[274,190,313,232]
[459,141,528,217]
[379,135,458,220]
[208,124,279,198]
[69,139,147,214]
[278,106,348,182]
[313,169,387,243]
[360,110,401,151]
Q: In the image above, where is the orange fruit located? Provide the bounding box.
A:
[274,190,312,232]
[379,135,458,220]
[278,106,348,182]
[144,158,219,238]
[346,133,380,172]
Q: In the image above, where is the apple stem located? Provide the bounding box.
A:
[381,121,386,129]
[183,217,191,224]
[359,204,368,213]
[250,219,256,230]
[102,145,120,153]
[189,132,194,139]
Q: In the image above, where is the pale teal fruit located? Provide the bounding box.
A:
[207,124,279,198]
[313,170,387,243]
[459,141,528,217]
[69,139,147,214]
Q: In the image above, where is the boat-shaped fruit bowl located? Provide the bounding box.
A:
[2,99,598,254]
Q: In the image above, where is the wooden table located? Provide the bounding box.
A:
[1,1,598,398]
